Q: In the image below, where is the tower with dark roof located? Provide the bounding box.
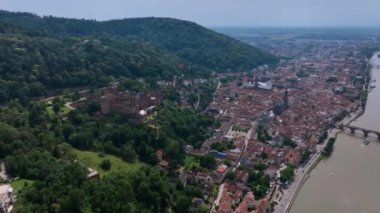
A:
[254,76,259,89]
[283,89,289,108]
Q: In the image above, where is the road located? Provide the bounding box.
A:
[0,162,9,180]
[65,97,87,110]
[272,152,320,213]
[272,102,363,213]
[195,91,200,110]
[211,122,254,210]
[211,183,225,212]
[273,126,348,213]
[234,122,254,170]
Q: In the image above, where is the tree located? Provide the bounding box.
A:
[187,93,198,106]
[360,91,368,107]
[85,102,101,115]
[173,195,191,213]
[322,137,336,156]
[280,166,294,183]
[100,159,111,171]
[164,88,179,102]
[68,132,93,150]
[226,171,235,181]
[121,145,137,163]
[254,163,267,172]
[71,91,80,102]
[200,154,216,170]
[52,97,64,106]
[254,184,268,198]
[62,124,75,140]
[52,103,61,114]
[195,205,209,213]
[283,137,297,148]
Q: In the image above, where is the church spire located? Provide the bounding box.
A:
[283,89,289,108]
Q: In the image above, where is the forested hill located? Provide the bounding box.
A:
[0,10,277,71]
[0,21,184,103]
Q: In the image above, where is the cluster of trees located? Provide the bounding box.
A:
[279,166,295,184]
[247,164,271,198]
[331,110,349,123]
[282,137,298,148]
[318,131,328,144]
[296,70,309,78]
[197,82,217,111]
[211,141,235,152]
[0,99,216,212]
[322,138,336,157]
[156,104,215,149]
[300,150,311,165]
[0,105,164,212]
[117,77,148,92]
[184,82,216,112]
[256,124,272,142]
[199,154,217,170]
[18,165,173,212]
[325,76,338,83]
[360,90,368,107]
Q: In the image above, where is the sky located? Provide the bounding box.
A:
[2,0,380,27]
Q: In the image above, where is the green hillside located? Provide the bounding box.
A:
[0,10,277,71]
[0,21,182,103]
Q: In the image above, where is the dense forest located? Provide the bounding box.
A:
[0,10,276,104]
[0,21,185,104]
[0,10,276,71]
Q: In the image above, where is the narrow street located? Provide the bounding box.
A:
[272,155,317,213]
[0,162,9,180]
[195,91,200,110]
[211,183,225,212]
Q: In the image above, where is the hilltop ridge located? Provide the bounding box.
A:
[0,10,276,71]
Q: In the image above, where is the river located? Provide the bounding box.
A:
[291,52,380,213]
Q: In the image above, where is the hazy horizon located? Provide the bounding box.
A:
[2,0,380,28]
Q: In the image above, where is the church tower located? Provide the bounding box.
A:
[254,76,259,89]
[283,89,289,108]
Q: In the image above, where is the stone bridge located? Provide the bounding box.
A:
[337,124,380,139]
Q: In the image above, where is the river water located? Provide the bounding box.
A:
[291,53,380,213]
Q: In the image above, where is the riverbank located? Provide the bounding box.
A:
[274,107,364,213]
[282,55,375,213]
[283,128,339,213]
[288,52,380,213]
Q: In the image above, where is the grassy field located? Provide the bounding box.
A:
[72,149,145,176]
[184,155,200,169]
[10,179,35,190]
[46,105,72,116]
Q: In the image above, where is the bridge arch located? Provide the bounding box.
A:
[367,132,380,140]
[336,125,380,140]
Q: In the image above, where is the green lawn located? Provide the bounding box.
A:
[184,155,200,169]
[72,149,145,176]
[144,112,157,124]
[10,178,35,190]
[46,105,72,116]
